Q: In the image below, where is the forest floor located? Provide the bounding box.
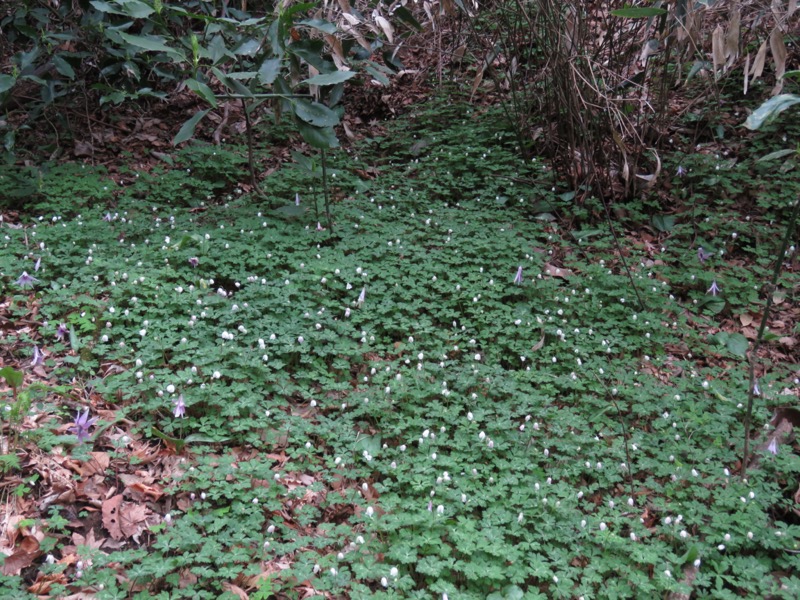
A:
[0,76,799,599]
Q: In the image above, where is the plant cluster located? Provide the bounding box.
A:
[0,98,798,599]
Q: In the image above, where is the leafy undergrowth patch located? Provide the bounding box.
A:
[1,102,799,599]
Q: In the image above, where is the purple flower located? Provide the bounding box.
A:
[697,247,713,264]
[753,379,761,396]
[31,346,44,367]
[173,394,186,418]
[70,409,97,444]
[707,280,721,296]
[56,323,69,341]
[356,286,366,307]
[295,193,301,206]
[513,266,523,285]
[767,437,778,455]
[316,222,324,231]
[103,212,113,222]
[15,271,39,288]
[188,257,199,268]
[34,257,41,272]
[676,165,687,177]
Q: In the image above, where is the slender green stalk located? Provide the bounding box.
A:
[741,197,800,474]
[321,149,333,233]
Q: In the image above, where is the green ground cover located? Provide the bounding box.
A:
[1,99,799,599]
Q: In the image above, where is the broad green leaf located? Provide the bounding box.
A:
[686,60,710,84]
[726,333,749,357]
[302,71,356,86]
[295,119,339,149]
[393,6,422,31]
[363,63,390,86]
[233,39,261,56]
[353,434,382,456]
[281,2,316,20]
[274,204,307,217]
[119,0,155,18]
[744,94,800,130]
[267,20,282,58]
[699,296,725,315]
[288,39,330,72]
[611,7,668,18]
[91,0,154,17]
[185,78,218,108]
[118,32,186,61]
[678,545,700,565]
[290,150,315,171]
[258,58,282,85]
[227,71,258,81]
[571,228,604,240]
[151,427,186,452]
[205,35,230,64]
[652,214,676,232]
[757,148,796,162]
[293,99,340,127]
[0,367,23,389]
[52,54,75,79]
[211,67,253,96]
[297,18,338,34]
[173,109,210,145]
[0,74,16,94]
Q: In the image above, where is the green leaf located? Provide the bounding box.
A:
[205,35,230,65]
[150,427,186,452]
[273,204,307,217]
[363,63,390,86]
[744,94,800,130]
[173,109,210,145]
[353,434,382,457]
[0,74,16,94]
[678,545,700,565]
[571,228,604,240]
[211,67,253,96]
[393,6,422,31]
[726,333,749,357]
[293,99,340,127]
[297,18,338,34]
[258,58,282,85]
[757,148,796,162]
[611,7,668,18]
[91,0,154,18]
[295,119,339,149]
[119,0,155,18]
[52,55,75,79]
[281,3,316,20]
[185,78,218,108]
[290,150,315,172]
[118,32,186,62]
[233,39,261,56]
[288,39,329,72]
[685,60,710,84]
[0,367,23,389]
[652,214,676,232]
[302,71,356,86]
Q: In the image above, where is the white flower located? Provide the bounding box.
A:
[365,506,374,517]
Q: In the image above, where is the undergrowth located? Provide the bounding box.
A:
[0,99,798,599]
